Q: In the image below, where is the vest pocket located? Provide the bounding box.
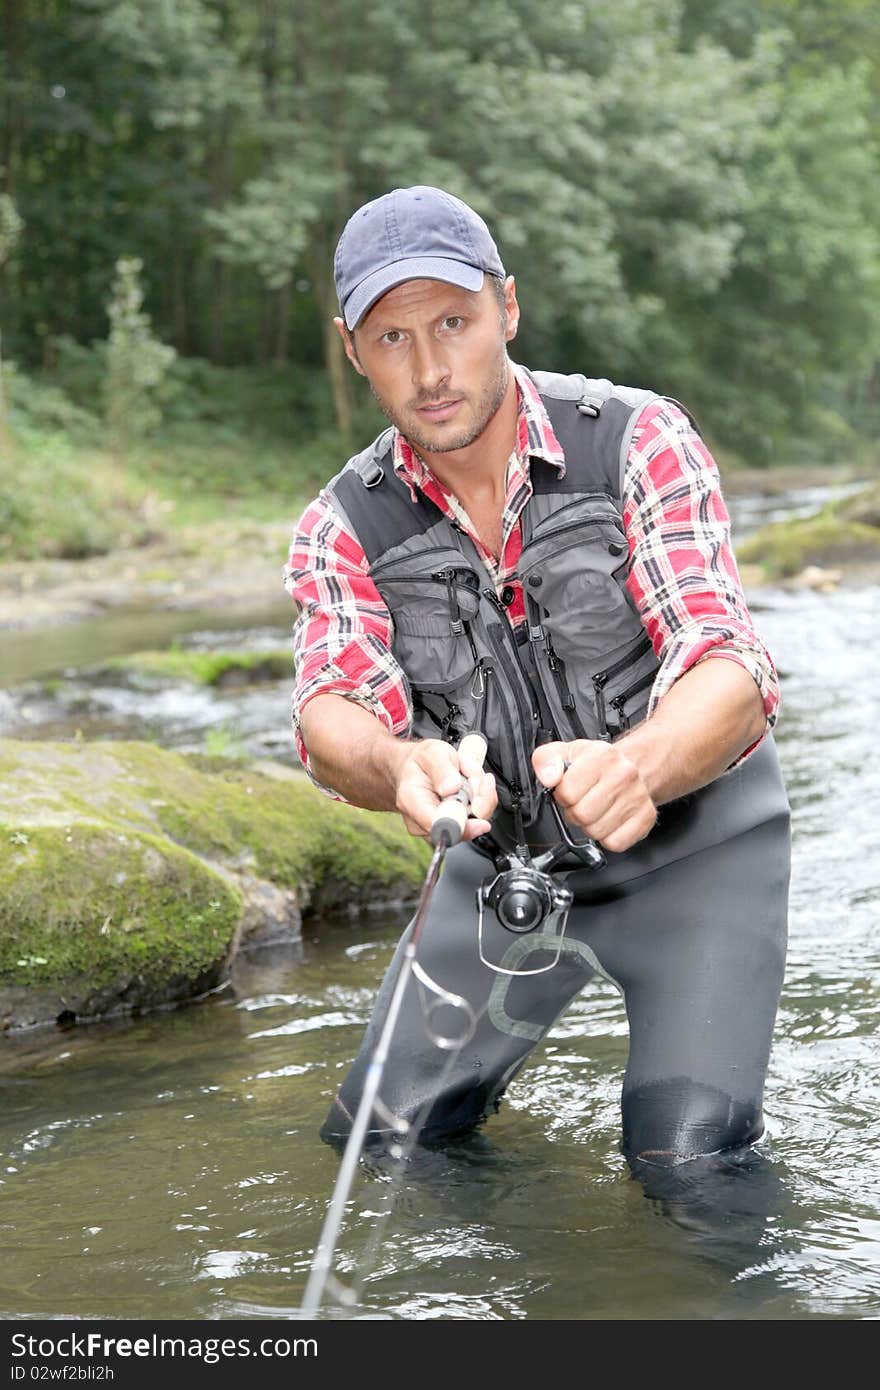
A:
[373,555,481,693]
[520,511,636,669]
[520,501,655,737]
[591,635,657,736]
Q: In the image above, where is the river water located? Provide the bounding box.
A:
[1,486,879,1320]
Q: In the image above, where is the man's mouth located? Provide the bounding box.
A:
[416,399,463,422]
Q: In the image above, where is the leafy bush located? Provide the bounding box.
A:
[0,416,157,561]
[3,358,99,440]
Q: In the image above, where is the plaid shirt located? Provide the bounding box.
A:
[284,362,778,790]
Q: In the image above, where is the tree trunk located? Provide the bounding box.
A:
[171,243,187,351]
[0,328,16,458]
[310,242,354,440]
[275,281,291,364]
[260,287,275,363]
[323,309,353,441]
[2,0,23,196]
[209,258,229,364]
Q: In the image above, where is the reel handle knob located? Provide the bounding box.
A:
[430,732,489,848]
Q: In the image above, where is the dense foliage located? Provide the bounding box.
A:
[2,0,879,463]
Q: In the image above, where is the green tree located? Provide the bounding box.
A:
[207,0,766,434]
[3,0,879,465]
[104,255,176,457]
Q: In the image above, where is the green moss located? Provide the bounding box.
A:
[102,648,292,686]
[0,823,240,990]
[0,737,430,915]
[0,734,432,1026]
[838,481,880,529]
[736,508,880,580]
[151,758,430,907]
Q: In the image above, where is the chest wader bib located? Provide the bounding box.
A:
[318,371,791,1172]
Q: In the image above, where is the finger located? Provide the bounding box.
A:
[457,732,488,781]
[400,810,431,841]
[462,817,493,842]
[531,740,573,789]
[563,765,654,837]
[418,739,465,797]
[398,771,452,837]
[468,771,497,822]
[593,807,657,854]
[552,742,633,809]
[552,756,605,810]
[561,782,619,830]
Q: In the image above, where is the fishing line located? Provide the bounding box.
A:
[299,733,488,1318]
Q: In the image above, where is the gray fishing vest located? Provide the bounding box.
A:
[326,368,790,875]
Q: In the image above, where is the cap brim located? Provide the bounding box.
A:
[343,258,484,329]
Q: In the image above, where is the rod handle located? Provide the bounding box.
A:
[430,732,489,848]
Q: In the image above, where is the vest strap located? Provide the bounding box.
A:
[576,384,608,418]
[349,429,394,489]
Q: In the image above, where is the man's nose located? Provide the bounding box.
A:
[412,340,450,395]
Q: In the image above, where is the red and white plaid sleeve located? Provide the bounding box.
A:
[622,399,779,766]
[283,493,413,791]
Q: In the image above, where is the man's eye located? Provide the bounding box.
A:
[442,316,464,331]
[381,330,402,345]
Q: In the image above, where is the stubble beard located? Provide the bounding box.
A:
[369,352,509,456]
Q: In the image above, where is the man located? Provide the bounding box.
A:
[284,186,790,1174]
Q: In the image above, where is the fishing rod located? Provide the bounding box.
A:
[299,732,488,1318]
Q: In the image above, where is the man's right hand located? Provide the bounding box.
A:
[299,695,496,840]
[393,737,496,842]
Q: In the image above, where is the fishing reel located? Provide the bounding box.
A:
[480,862,572,935]
[476,790,605,977]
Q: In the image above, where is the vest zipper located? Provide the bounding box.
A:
[547,641,589,739]
[527,493,618,526]
[481,589,540,723]
[608,668,656,732]
[525,591,589,741]
[521,516,626,565]
[480,588,541,808]
[440,698,462,741]
[592,634,653,730]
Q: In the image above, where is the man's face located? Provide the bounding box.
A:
[336,276,519,455]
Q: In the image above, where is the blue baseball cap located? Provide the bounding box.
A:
[334,186,506,330]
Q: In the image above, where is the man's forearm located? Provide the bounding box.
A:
[297,693,497,841]
[298,694,411,809]
[619,656,768,806]
[531,654,768,853]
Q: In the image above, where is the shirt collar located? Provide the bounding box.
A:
[391,360,566,497]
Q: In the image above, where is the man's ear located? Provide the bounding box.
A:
[334,316,366,376]
[503,276,520,344]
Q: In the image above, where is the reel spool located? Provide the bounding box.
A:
[480,864,572,934]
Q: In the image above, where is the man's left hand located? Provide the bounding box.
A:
[531,740,657,854]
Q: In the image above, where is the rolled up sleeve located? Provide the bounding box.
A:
[622,400,779,767]
[283,495,412,795]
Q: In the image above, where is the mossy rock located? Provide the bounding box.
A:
[0,738,430,1031]
[838,480,880,530]
[97,648,292,687]
[1,824,240,1029]
[736,498,880,581]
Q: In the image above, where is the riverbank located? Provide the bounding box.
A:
[0,516,296,631]
[1,463,877,633]
[0,738,429,1033]
[735,478,880,583]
